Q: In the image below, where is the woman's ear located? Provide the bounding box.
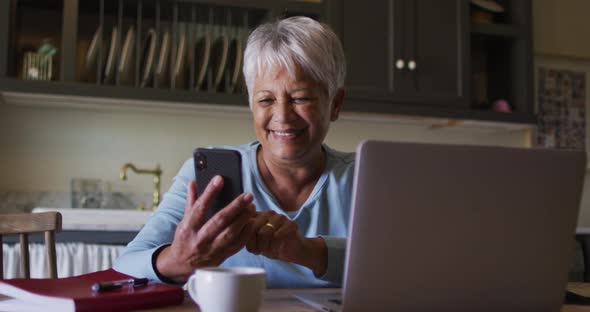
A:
[330,89,345,121]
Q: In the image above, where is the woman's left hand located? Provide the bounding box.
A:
[246,211,327,276]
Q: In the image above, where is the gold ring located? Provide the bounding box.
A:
[265,223,276,230]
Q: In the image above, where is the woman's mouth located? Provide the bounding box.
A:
[269,129,304,140]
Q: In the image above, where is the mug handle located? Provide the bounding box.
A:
[187,274,199,303]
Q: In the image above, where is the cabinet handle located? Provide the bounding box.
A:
[408,60,416,71]
[395,59,405,70]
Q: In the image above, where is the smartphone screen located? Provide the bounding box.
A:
[193,148,243,220]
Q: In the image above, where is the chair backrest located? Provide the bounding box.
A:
[576,234,590,282]
[0,212,62,279]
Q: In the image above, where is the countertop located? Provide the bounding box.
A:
[32,207,153,232]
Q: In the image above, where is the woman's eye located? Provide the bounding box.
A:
[258,98,273,105]
[292,97,312,104]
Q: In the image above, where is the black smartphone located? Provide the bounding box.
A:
[193,148,243,220]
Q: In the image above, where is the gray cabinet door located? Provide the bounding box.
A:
[342,0,465,106]
[341,0,399,99]
[403,0,466,103]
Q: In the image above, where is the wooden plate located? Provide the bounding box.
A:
[103,27,118,84]
[140,28,157,88]
[194,31,211,90]
[85,25,102,79]
[172,29,187,88]
[210,34,229,90]
[118,26,135,85]
[226,37,243,93]
[471,0,504,12]
[155,30,170,87]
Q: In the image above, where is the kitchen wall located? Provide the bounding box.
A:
[0,99,527,193]
[1,0,590,226]
[534,54,590,227]
[533,0,590,226]
[533,0,590,60]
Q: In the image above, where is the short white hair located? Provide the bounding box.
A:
[242,16,346,107]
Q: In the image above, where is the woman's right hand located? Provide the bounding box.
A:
[155,176,256,283]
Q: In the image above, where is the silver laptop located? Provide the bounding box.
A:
[296,140,586,311]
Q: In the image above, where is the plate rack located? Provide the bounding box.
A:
[80,0,269,94]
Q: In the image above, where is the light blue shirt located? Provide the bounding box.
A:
[114,142,355,288]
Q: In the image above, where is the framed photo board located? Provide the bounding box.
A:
[535,55,589,154]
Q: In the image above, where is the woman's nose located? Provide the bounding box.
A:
[272,100,297,123]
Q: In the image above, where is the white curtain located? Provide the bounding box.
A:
[2,243,125,278]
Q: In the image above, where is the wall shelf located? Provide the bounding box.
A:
[471,23,524,38]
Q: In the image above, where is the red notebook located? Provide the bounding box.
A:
[0,269,184,312]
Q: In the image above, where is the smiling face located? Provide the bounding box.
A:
[251,65,342,165]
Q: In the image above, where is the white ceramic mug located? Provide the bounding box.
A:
[187,267,266,312]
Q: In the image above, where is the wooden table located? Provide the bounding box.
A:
[564,283,590,312]
[142,284,590,311]
[143,288,334,312]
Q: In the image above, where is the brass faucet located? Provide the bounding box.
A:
[120,163,162,210]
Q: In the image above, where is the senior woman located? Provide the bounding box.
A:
[114,16,354,288]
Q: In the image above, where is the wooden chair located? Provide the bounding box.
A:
[577,234,590,282]
[0,212,62,279]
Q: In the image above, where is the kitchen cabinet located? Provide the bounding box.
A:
[0,0,535,123]
[340,0,466,107]
[0,0,327,106]
[335,0,534,123]
[469,0,534,122]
